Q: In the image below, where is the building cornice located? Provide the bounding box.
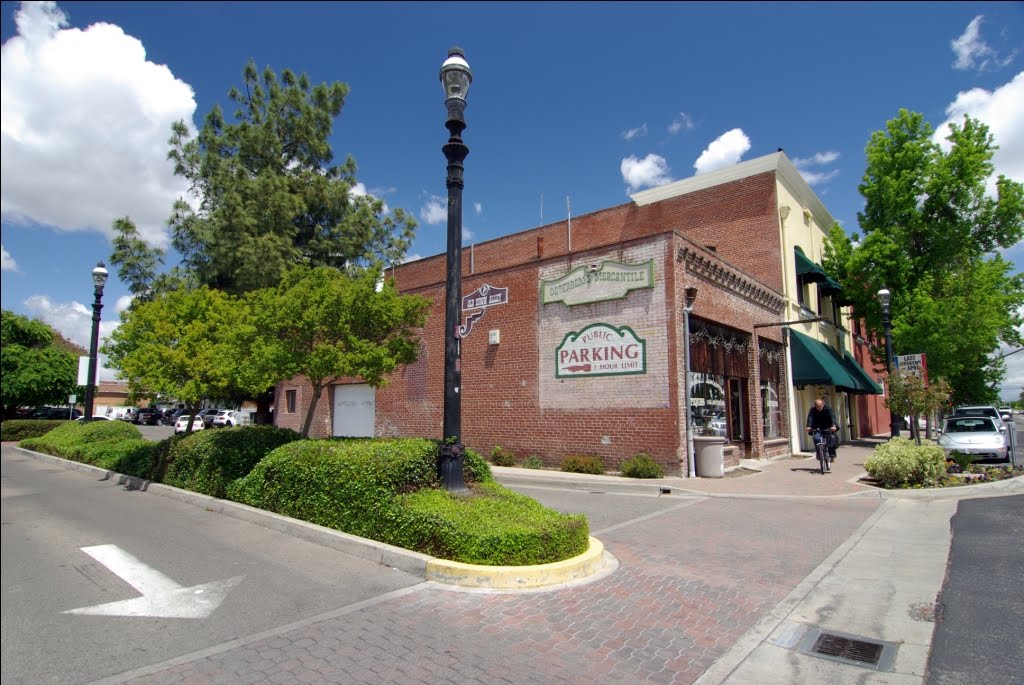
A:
[676,243,785,313]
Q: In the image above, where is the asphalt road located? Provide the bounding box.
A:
[926,494,1024,685]
[0,445,422,685]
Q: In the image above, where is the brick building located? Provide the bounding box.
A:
[275,151,885,474]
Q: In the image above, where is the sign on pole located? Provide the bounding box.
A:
[894,353,928,385]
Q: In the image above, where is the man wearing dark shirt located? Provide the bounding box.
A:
[805,397,838,460]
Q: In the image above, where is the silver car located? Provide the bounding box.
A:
[938,416,1007,462]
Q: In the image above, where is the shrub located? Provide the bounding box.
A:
[397,481,589,565]
[865,438,946,488]
[620,453,663,479]
[560,455,605,475]
[947,451,973,472]
[1,419,66,442]
[521,455,545,469]
[66,439,157,473]
[21,420,143,458]
[490,445,515,467]
[226,438,585,565]
[162,425,300,498]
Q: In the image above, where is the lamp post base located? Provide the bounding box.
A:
[439,443,468,492]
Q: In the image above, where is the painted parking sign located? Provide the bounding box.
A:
[556,323,646,378]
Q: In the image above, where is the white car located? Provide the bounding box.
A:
[174,414,206,434]
[212,410,241,428]
[938,416,1007,462]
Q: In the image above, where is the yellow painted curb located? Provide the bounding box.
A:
[425,536,607,589]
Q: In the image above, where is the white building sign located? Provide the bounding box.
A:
[541,260,654,306]
[556,323,646,378]
[894,353,928,384]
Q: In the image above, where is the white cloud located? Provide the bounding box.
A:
[668,112,695,135]
[463,227,474,242]
[693,129,751,175]
[793,150,841,186]
[933,71,1024,193]
[621,154,672,192]
[474,202,482,215]
[24,293,119,353]
[621,123,647,141]
[1,243,17,271]
[349,181,391,214]
[419,195,447,225]
[0,1,196,248]
[951,15,1016,72]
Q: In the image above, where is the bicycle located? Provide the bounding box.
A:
[810,429,831,474]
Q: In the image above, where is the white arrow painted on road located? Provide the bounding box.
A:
[64,544,243,619]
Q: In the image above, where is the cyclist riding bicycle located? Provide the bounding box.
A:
[805,397,838,461]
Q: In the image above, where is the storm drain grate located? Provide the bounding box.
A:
[812,633,884,665]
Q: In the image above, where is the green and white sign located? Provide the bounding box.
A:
[556,323,646,378]
[541,259,654,306]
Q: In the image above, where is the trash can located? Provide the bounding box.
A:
[693,435,726,478]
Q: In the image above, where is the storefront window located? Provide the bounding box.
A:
[761,382,782,438]
[689,372,726,436]
[758,337,785,439]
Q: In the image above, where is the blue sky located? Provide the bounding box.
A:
[2,1,1022,397]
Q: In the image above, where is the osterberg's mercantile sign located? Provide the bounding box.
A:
[555,323,647,378]
[541,260,654,306]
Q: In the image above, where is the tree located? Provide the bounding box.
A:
[109,217,165,303]
[1,310,78,418]
[885,369,952,444]
[165,60,416,295]
[102,287,265,429]
[247,266,429,438]
[825,109,1024,405]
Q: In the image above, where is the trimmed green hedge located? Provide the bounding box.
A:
[228,438,585,564]
[397,481,589,565]
[162,426,300,498]
[620,453,663,478]
[1,419,67,442]
[561,455,605,474]
[66,438,157,472]
[865,438,946,488]
[21,420,143,457]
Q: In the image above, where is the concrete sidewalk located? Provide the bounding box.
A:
[495,443,1024,684]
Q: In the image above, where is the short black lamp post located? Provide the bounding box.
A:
[878,287,900,438]
[439,46,472,492]
[683,286,698,477]
[83,262,109,421]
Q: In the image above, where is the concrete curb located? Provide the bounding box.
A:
[425,537,606,589]
[9,446,612,590]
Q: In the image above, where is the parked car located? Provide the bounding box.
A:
[951,406,1005,431]
[998,407,1014,422]
[133,407,163,425]
[31,407,81,420]
[938,416,1008,462]
[212,410,242,428]
[75,415,111,422]
[197,408,221,428]
[174,413,206,434]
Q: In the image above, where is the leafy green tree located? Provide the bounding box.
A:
[166,60,416,295]
[885,369,952,444]
[102,287,262,429]
[825,109,1024,405]
[246,266,429,438]
[1,310,78,418]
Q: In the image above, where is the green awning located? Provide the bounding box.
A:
[841,351,883,394]
[789,330,858,389]
[794,248,828,283]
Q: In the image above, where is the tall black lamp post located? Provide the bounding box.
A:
[83,262,109,421]
[683,287,698,477]
[878,287,900,438]
[439,46,472,492]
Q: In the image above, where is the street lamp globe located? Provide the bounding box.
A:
[440,47,472,102]
[877,288,890,309]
